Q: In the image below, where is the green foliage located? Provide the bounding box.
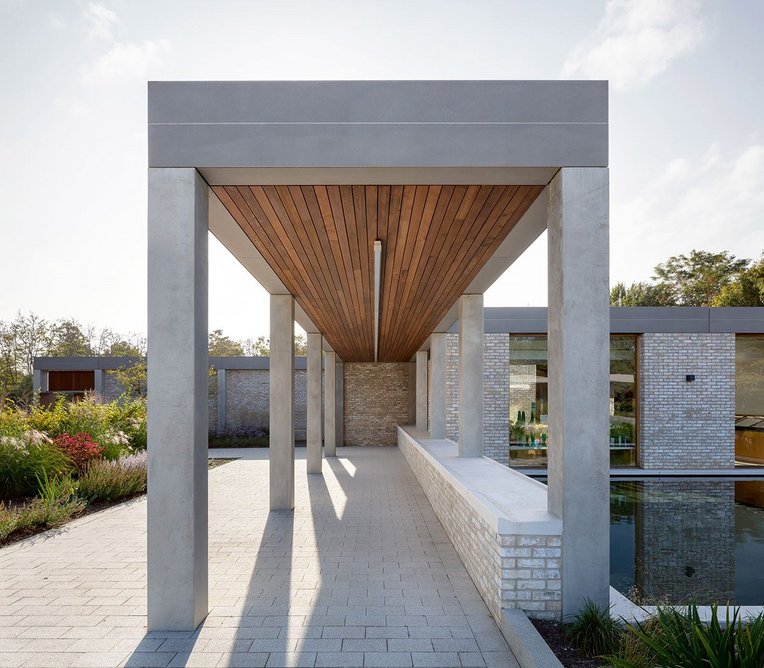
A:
[606,604,764,668]
[653,250,749,307]
[35,469,78,504]
[566,599,621,658]
[611,249,763,307]
[0,494,85,541]
[610,281,676,307]
[209,329,245,356]
[47,318,92,356]
[0,430,73,498]
[712,254,764,307]
[107,361,146,398]
[610,422,634,443]
[77,452,147,503]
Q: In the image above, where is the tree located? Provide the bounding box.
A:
[653,250,749,307]
[294,334,308,356]
[610,281,676,307]
[48,318,92,356]
[712,254,764,307]
[242,336,270,356]
[208,329,245,357]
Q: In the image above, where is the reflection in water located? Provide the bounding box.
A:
[610,479,764,605]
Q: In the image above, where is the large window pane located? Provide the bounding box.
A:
[735,335,764,464]
[507,334,638,467]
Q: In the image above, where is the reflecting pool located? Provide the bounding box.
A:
[610,479,764,605]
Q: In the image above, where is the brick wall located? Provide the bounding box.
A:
[223,368,309,440]
[639,333,735,469]
[344,363,410,445]
[444,333,510,465]
[399,428,562,620]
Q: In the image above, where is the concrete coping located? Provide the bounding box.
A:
[609,587,764,623]
[399,426,561,535]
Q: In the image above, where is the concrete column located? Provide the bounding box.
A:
[147,168,208,631]
[307,333,322,473]
[416,350,429,432]
[270,294,295,510]
[93,369,105,398]
[407,363,416,424]
[32,369,43,405]
[336,360,344,448]
[458,294,484,457]
[324,351,337,457]
[547,167,610,616]
[216,368,226,436]
[430,334,447,439]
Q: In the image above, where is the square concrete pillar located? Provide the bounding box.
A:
[430,334,447,439]
[323,351,337,457]
[458,294,484,457]
[147,168,208,631]
[270,294,295,510]
[336,360,344,447]
[306,333,322,474]
[93,369,105,398]
[216,368,227,436]
[547,167,610,616]
[416,350,429,433]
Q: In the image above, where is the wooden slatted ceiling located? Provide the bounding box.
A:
[212,185,544,362]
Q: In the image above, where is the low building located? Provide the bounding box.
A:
[34,305,764,471]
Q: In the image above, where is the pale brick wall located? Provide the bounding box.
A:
[102,373,125,403]
[445,333,510,466]
[484,335,510,464]
[224,368,308,440]
[639,333,735,469]
[399,428,562,620]
[344,363,409,445]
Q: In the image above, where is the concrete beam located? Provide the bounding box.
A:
[147,168,208,631]
[307,333,322,474]
[416,350,429,433]
[324,351,337,457]
[546,167,610,616]
[458,295,484,457]
[269,294,295,510]
[430,334,447,439]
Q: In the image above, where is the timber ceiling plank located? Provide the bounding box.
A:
[212,184,543,362]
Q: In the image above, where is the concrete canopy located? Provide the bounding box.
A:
[148,80,607,361]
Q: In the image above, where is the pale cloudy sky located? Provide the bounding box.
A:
[0,0,762,341]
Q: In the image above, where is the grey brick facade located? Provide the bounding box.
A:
[639,333,735,469]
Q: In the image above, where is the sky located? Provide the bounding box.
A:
[0,0,762,342]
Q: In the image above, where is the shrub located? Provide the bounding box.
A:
[606,604,764,668]
[0,494,85,542]
[566,599,621,658]
[53,433,104,471]
[0,431,73,498]
[77,451,147,503]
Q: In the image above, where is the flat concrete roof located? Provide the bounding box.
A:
[148,80,608,172]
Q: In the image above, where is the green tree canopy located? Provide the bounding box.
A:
[653,250,749,306]
[48,319,92,356]
[208,329,245,357]
[712,254,764,307]
[610,281,676,307]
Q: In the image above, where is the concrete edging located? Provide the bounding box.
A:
[499,609,564,668]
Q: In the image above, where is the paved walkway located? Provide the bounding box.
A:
[0,447,519,668]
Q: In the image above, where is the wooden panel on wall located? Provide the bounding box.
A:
[213,184,543,362]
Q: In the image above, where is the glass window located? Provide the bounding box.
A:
[735,335,764,464]
[507,334,638,468]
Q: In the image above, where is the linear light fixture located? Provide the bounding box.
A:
[373,240,382,362]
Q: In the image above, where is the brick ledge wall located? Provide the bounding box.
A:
[398,428,562,621]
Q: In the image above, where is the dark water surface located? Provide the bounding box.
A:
[610,479,764,605]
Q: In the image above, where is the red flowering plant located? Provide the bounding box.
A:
[53,433,104,471]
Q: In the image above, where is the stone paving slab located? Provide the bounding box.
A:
[0,447,519,668]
